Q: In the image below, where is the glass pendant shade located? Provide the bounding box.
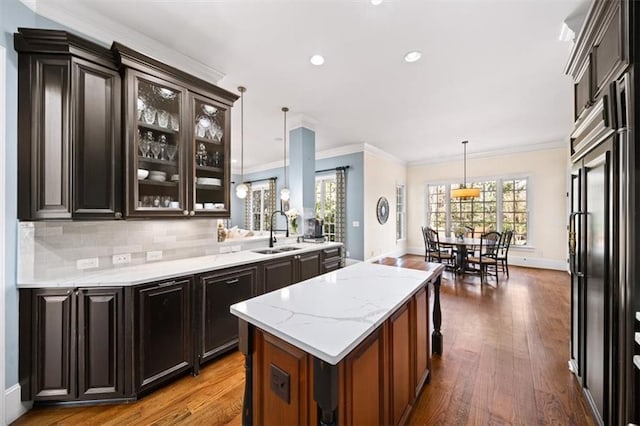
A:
[280,187,290,201]
[236,183,248,199]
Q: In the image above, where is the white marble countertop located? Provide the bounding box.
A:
[230,261,444,365]
[17,242,342,288]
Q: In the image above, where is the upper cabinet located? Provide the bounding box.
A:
[565,1,628,125]
[14,29,238,221]
[113,43,237,218]
[15,29,122,220]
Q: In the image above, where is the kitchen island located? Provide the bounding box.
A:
[230,261,444,426]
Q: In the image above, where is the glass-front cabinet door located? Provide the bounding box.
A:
[190,93,230,217]
[127,71,187,217]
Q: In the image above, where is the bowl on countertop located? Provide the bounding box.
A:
[138,169,149,180]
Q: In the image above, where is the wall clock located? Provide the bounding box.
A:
[376,197,389,224]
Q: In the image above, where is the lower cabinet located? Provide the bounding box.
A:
[19,246,341,404]
[263,257,296,293]
[251,281,431,426]
[296,251,321,282]
[19,287,124,402]
[321,246,342,273]
[196,266,257,369]
[133,277,192,394]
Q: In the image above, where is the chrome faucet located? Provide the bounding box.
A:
[269,210,289,248]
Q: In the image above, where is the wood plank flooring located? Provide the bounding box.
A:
[13,256,595,425]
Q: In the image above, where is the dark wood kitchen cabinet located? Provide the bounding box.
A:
[132,277,192,394]
[196,266,257,370]
[262,250,327,294]
[19,287,125,402]
[113,43,237,218]
[566,1,638,424]
[321,245,342,273]
[15,29,122,220]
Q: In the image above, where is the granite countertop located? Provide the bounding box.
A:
[17,242,343,288]
[230,262,444,365]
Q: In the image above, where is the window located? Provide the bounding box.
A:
[502,178,528,245]
[396,184,406,240]
[250,184,272,231]
[426,184,447,233]
[426,178,529,245]
[316,176,337,242]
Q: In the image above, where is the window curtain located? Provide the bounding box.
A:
[266,178,276,230]
[335,168,346,266]
[243,182,252,230]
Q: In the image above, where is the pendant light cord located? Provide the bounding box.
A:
[462,140,468,188]
[239,87,245,182]
[282,107,289,187]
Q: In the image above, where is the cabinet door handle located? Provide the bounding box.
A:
[190,210,195,216]
[157,280,176,288]
[225,278,239,285]
[183,210,189,216]
[115,212,122,219]
[568,211,585,277]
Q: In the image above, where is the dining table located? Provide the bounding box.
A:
[438,236,482,274]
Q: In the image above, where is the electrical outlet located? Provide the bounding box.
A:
[219,246,232,254]
[146,251,163,261]
[112,253,131,265]
[231,245,241,252]
[346,251,350,257]
[77,257,99,270]
[352,221,360,227]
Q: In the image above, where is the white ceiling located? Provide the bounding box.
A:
[28,0,588,171]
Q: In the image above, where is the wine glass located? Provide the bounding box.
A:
[158,135,168,160]
[150,142,161,160]
[166,144,178,162]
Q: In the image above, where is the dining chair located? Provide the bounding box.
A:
[467,231,501,284]
[425,227,456,269]
[464,226,475,238]
[497,230,513,277]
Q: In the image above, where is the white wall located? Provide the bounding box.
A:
[407,147,569,270]
[363,150,407,260]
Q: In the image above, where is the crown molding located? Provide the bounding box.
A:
[288,114,318,132]
[408,140,567,166]
[20,0,225,84]
[363,143,407,166]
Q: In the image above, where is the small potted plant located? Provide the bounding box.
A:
[454,226,466,241]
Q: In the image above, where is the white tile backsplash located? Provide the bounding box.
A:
[18,220,271,282]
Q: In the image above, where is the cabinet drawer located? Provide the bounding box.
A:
[322,247,341,260]
[322,259,342,274]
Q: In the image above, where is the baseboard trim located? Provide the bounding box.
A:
[6,384,32,423]
[404,247,567,271]
[366,248,406,263]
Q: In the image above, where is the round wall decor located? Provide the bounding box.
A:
[376,197,389,224]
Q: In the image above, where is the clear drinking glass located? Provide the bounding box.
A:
[157,110,170,128]
[143,105,157,124]
[170,113,180,131]
[158,135,168,160]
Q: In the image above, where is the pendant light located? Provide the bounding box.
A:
[451,140,480,199]
[280,107,290,201]
[235,86,248,199]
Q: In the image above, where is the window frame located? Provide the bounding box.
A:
[315,175,338,242]
[396,183,406,241]
[249,183,271,232]
[425,175,531,247]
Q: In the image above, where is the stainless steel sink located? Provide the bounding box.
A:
[252,249,283,255]
[276,246,302,251]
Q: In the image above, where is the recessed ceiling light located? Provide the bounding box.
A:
[310,54,325,66]
[371,0,383,5]
[404,50,422,63]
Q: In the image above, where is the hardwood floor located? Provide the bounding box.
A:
[13,256,595,425]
